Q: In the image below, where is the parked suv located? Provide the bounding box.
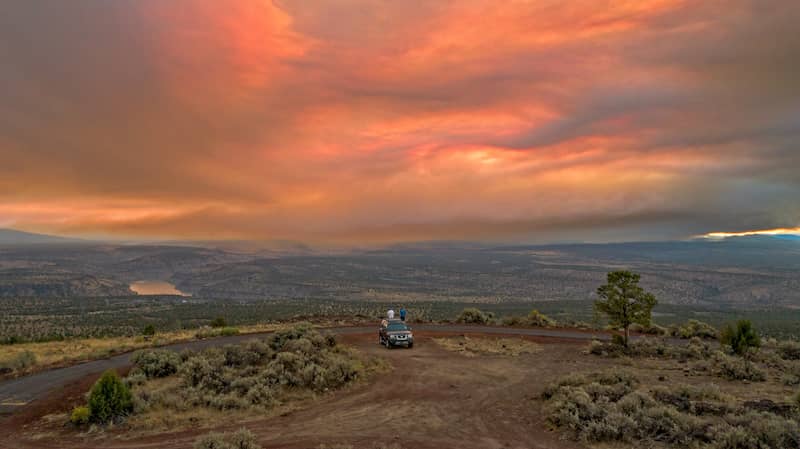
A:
[379,319,414,349]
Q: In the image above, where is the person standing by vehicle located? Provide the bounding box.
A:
[387,308,395,319]
[399,306,407,322]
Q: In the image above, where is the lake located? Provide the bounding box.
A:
[129,280,190,296]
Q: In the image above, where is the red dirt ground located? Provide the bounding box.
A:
[1,332,598,449]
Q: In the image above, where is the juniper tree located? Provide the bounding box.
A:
[595,271,657,347]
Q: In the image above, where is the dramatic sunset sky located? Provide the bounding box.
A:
[1,0,798,244]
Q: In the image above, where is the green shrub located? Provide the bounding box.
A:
[544,372,796,448]
[210,317,227,328]
[124,371,147,388]
[87,370,133,423]
[501,310,557,327]
[629,322,668,336]
[587,340,606,356]
[543,370,637,401]
[631,337,670,357]
[173,325,368,411]
[588,336,716,362]
[712,352,766,382]
[181,355,226,393]
[130,325,370,416]
[586,338,646,358]
[545,372,701,445]
[142,324,156,337]
[455,308,493,325]
[685,337,715,359]
[752,348,787,370]
[70,406,90,425]
[671,320,718,340]
[542,373,589,399]
[196,326,240,339]
[720,320,761,356]
[219,327,239,336]
[229,428,261,449]
[267,322,316,349]
[194,428,261,449]
[712,411,800,449]
[325,334,337,347]
[131,349,181,378]
[650,384,733,416]
[526,309,556,327]
[222,342,267,368]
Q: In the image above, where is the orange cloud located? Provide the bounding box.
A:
[1,0,799,244]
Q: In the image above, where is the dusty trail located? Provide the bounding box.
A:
[1,331,600,449]
[0,324,608,416]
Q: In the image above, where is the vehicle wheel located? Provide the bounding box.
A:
[408,343,413,349]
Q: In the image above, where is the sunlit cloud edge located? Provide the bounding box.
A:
[698,227,800,240]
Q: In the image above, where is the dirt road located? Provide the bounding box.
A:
[1,329,606,449]
[0,324,607,416]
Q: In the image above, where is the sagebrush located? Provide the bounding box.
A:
[544,371,799,448]
[128,324,376,418]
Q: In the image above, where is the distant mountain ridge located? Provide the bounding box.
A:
[1,232,799,304]
[0,229,85,245]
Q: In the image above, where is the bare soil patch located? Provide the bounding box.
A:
[433,335,543,357]
[9,331,795,449]
[1,331,591,449]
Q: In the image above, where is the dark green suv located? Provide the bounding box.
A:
[379,319,414,348]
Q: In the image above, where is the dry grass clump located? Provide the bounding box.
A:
[501,309,557,328]
[777,340,800,360]
[0,349,36,375]
[587,336,714,361]
[0,337,154,377]
[194,326,240,339]
[194,428,261,449]
[455,308,494,325]
[130,349,181,379]
[711,352,766,382]
[670,320,719,340]
[0,322,285,378]
[433,336,542,357]
[543,371,800,448]
[124,324,383,430]
[778,360,800,386]
[586,337,774,383]
[629,322,669,336]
